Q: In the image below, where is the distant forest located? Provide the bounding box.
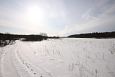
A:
[0,33,59,47]
[68,31,115,38]
[0,31,115,47]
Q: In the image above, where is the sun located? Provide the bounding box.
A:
[26,5,45,24]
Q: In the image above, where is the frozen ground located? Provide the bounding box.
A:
[0,38,115,77]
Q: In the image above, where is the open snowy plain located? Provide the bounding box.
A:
[0,38,115,77]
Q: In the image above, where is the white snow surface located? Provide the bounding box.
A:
[0,38,115,77]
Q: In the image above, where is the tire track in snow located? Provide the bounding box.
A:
[16,42,53,77]
[0,45,21,77]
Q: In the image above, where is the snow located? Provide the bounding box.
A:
[0,38,115,77]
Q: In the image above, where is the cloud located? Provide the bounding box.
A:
[0,0,68,35]
[0,0,115,36]
[61,0,115,35]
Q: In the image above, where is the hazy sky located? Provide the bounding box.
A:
[0,0,115,36]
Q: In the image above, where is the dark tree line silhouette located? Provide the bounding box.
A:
[1,31,115,47]
[68,31,115,38]
[0,33,47,40]
[0,33,60,47]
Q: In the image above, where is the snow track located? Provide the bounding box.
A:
[0,44,20,77]
[0,38,115,77]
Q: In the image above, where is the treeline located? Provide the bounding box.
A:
[0,33,47,41]
[68,31,115,38]
[0,33,59,47]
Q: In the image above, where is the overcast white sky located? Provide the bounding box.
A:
[0,0,115,36]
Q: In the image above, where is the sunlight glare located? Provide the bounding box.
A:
[26,5,45,24]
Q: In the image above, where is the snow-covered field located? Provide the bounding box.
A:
[0,38,115,77]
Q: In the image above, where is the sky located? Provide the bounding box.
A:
[0,0,115,36]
